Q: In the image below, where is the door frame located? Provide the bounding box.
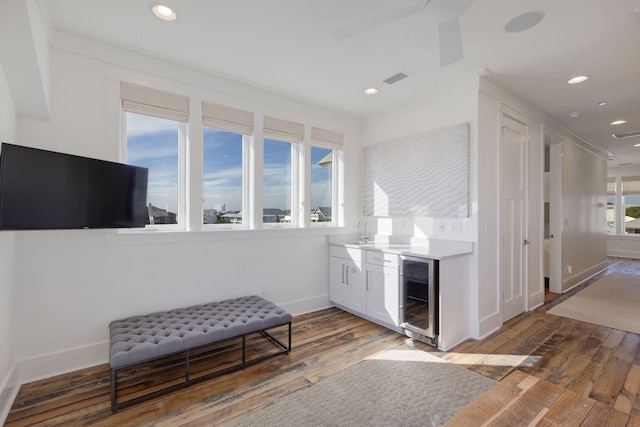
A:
[497,105,545,321]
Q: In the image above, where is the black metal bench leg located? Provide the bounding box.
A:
[186,349,191,386]
[110,368,117,411]
[242,335,246,367]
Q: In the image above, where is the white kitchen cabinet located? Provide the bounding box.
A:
[365,263,399,327]
[329,247,366,314]
[330,245,399,329]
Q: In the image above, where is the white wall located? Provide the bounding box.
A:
[478,77,607,298]
[0,62,18,424]
[11,33,362,381]
[362,77,481,336]
[561,141,608,289]
[362,77,480,242]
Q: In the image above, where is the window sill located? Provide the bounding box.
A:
[104,226,348,246]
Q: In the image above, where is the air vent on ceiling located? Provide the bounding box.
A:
[383,72,409,85]
[612,130,640,139]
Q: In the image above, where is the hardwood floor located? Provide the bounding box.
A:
[5,257,640,426]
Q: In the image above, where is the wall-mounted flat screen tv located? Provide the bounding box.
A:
[0,143,148,230]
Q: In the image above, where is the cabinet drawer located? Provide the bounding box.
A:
[365,251,398,268]
[330,245,362,262]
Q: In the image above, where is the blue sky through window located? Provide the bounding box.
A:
[204,128,243,211]
[126,113,179,215]
[127,114,334,217]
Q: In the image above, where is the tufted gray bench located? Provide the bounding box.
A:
[109,295,292,411]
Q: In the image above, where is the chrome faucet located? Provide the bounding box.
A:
[358,221,368,243]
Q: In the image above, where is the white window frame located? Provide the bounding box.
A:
[122,112,187,231]
[309,145,339,227]
[262,137,299,229]
[201,128,250,230]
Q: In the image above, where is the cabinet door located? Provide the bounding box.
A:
[345,260,366,313]
[329,257,347,306]
[366,264,399,326]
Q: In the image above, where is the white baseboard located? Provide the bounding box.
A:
[0,363,19,425]
[607,249,640,260]
[477,311,502,340]
[18,341,109,385]
[280,294,331,317]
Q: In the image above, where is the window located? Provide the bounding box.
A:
[310,127,343,225]
[263,117,304,226]
[202,102,253,227]
[126,113,182,225]
[203,129,245,225]
[119,85,344,232]
[121,84,189,228]
[263,138,294,224]
[310,146,334,223]
[623,176,640,235]
[607,177,615,234]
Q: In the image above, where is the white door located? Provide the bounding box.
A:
[500,113,528,322]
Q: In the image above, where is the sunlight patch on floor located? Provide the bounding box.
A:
[368,346,541,368]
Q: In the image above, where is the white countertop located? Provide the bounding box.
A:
[330,239,473,260]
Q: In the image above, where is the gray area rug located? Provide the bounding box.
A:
[548,271,640,334]
[231,345,496,427]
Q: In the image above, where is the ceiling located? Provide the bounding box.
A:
[39,0,640,169]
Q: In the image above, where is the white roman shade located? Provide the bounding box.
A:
[311,127,344,150]
[120,83,189,123]
[263,116,304,143]
[622,176,640,195]
[607,177,616,196]
[202,102,254,135]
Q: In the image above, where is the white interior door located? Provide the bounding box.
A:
[500,113,528,322]
[549,143,563,293]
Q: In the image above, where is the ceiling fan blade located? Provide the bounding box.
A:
[332,2,425,42]
[438,19,464,66]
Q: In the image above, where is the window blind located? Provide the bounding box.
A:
[202,102,254,135]
[263,116,304,143]
[311,127,344,150]
[623,176,640,196]
[120,83,189,123]
[607,177,616,196]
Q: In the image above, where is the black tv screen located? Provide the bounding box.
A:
[0,143,148,230]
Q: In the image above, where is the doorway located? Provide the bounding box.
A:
[499,112,528,322]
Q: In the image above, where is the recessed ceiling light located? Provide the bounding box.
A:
[596,101,607,107]
[567,75,589,84]
[634,144,640,147]
[611,120,627,125]
[569,112,580,118]
[363,88,379,95]
[150,3,177,21]
[504,11,545,33]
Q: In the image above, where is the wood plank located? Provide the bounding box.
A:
[614,363,640,413]
[535,388,595,427]
[485,375,564,426]
[591,333,640,405]
[582,401,630,427]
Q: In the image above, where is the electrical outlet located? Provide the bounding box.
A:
[451,221,462,233]
[567,265,572,274]
[262,284,269,295]
[437,221,445,232]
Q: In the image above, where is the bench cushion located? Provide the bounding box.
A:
[109,295,291,369]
